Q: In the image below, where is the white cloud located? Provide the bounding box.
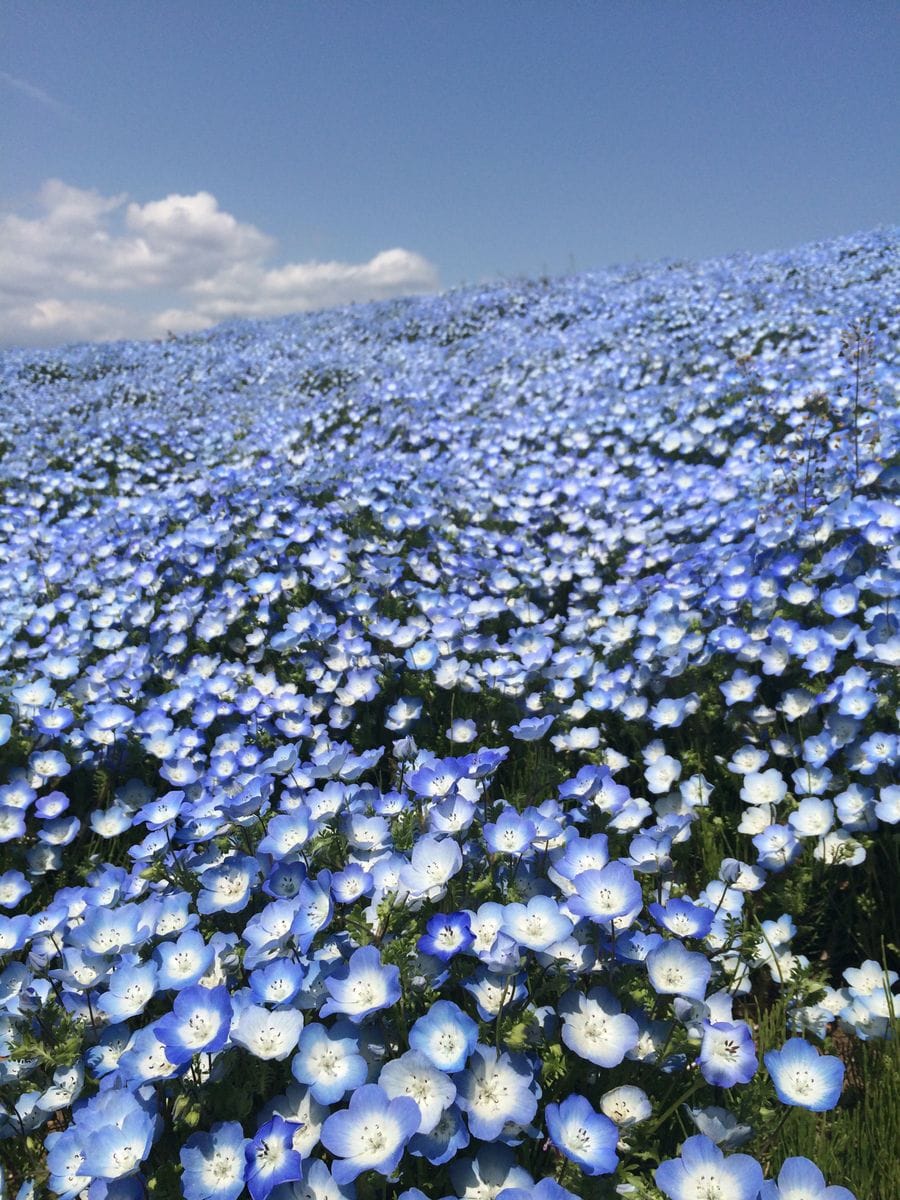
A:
[0,70,73,120]
[0,180,440,347]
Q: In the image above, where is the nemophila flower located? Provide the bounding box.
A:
[720,670,761,706]
[258,811,313,860]
[409,999,479,1073]
[447,718,477,743]
[12,677,56,713]
[764,1038,845,1110]
[291,1018,368,1104]
[655,1134,763,1200]
[399,835,463,900]
[46,1127,92,1200]
[759,1156,857,1200]
[249,958,306,1006]
[482,808,537,855]
[448,1144,534,1198]
[854,730,897,775]
[290,874,334,954]
[418,911,474,961]
[197,856,259,914]
[834,783,877,832]
[35,790,69,819]
[405,639,440,670]
[567,860,642,928]
[264,861,307,900]
[231,1003,304,1060]
[320,944,401,1023]
[464,961,528,1017]
[114,1024,184,1084]
[686,1106,754,1149]
[648,897,714,940]
[97,962,158,1021]
[245,1116,303,1200]
[39,1061,84,1113]
[509,715,554,740]
[0,913,31,954]
[501,895,573,952]
[428,794,476,836]
[497,1182,580,1200]
[789,797,834,838]
[379,1049,456,1134]
[90,805,133,838]
[647,939,712,1001]
[874,783,900,823]
[75,1090,157,1181]
[180,1122,250,1200]
[753,823,801,872]
[455,1044,538,1140]
[154,929,214,989]
[84,1023,132,1079]
[559,987,639,1067]
[699,1021,757,1087]
[407,1100,470,1166]
[645,753,682,795]
[600,1085,652,1127]
[814,830,866,867]
[843,958,898,996]
[0,714,10,745]
[545,1093,618,1176]
[0,870,31,908]
[727,745,769,775]
[741,768,787,806]
[155,984,232,1064]
[320,1084,419,1185]
[331,862,374,904]
[69,904,147,958]
[837,684,877,719]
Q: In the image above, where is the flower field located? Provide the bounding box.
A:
[0,227,898,1200]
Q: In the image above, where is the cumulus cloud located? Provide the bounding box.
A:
[0,180,440,347]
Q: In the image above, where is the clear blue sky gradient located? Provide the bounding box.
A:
[3,0,899,289]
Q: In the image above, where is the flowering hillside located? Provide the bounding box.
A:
[0,227,898,1200]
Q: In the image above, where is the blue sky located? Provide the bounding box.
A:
[2,1,898,346]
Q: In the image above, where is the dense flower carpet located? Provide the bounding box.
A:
[0,227,898,1200]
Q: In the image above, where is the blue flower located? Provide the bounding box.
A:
[759,1156,857,1199]
[320,1083,419,1185]
[408,999,479,1073]
[75,1090,157,1181]
[153,929,214,990]
[319,945,401,1023]
[291,1020,368,1104]
[559,987,639,1068]
[567,861,643,928]
[399,836,463,900]
[379,1049,456,1133]
[408,1102,470,1165]
[455,1044,538,1140]
[698,1021,757,1087]
[501,895,573,952]
[647,939,712,1001]
[245,1116,303,1200]
[180,1122,249,1200]
[230,1003,303,1060]
[417,911,474,961]
[97,963,158,1021]
[655,1134,763,1200]
[154,984,233,1064]
[545,1093,618,1176]
[648,897,714,940]
[764,1037,845,1111]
